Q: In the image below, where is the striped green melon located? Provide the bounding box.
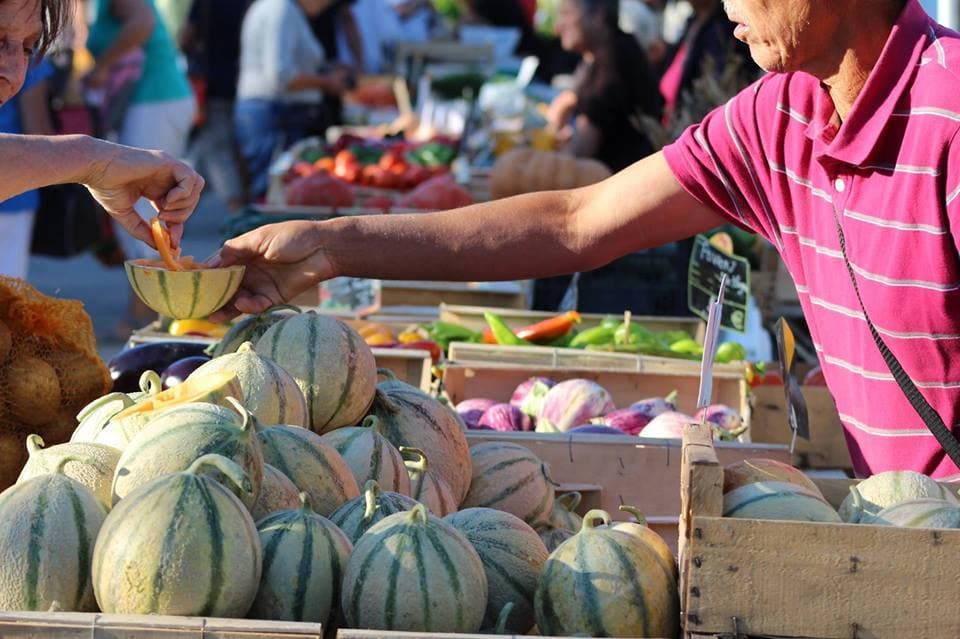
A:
[124,261,245,320]
[92,454,261,616]
[257,425,359,516]
[189,342,307,427]
[111,398,264,508]
[615,506,677,581]
[538,526,574,552]
[17,435,120,510]
[210,304,300,358]
[0,458,106,611]
[872,498,960,528]
[96,371,244,451]
[462,442,556,527]
[341,503,488,632]
[320,415,411,494]
[255,312,377,434]
[367,378,472,502]
[724,457,822,495]
[724,481,841,522]
[330,479,418,544]
[251,464,302,522]
[250,492,353,623]
[545,491,582,532]
[839,470,958,523]
[400,447,458,516]
[535,510,680,638]
[70,392,136,444]
[445,507,549,633]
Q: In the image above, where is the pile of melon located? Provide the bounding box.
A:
[0,309,679,637]
[721,458,960,529]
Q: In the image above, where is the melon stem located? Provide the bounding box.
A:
[557,491,582,512]
[25,434,45,456]
[299,491,313,512]
[580,509,611,531]
[399,446,429,472]
[619,505,648,527]
[186,453,253,496]
[409,502,429,524]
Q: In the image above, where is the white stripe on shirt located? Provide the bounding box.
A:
[844,209,947,235]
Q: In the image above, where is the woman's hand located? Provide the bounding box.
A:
[82,142,205,248]
[206,221,337,321]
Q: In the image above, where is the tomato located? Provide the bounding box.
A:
[314,157,335,172]
[378,151,404,171]
[334,150,356,167]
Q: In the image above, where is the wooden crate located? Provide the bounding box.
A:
[679,423,960,639]
[438,303,706,343]
[749,385,853,470]
[380,281,531,310]
[444,361,748,420]
[0,611,322,638]
[468,430,790,556]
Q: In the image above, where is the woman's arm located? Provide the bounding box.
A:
[88,0,155,85]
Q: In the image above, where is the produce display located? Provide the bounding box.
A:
[400,446,459,516]
[319,415,411,494]
[837,470,958,524]
[490,148,612,198]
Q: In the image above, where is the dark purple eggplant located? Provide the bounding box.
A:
[161,356,212,389]
[567,424,626,436]
[108,342,210,393]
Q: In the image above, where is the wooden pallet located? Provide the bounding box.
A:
[679,423,960,639]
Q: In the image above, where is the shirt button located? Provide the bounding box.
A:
[834,178,846,192]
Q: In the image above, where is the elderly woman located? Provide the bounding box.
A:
[213,0,960,479]
[1,0,202,255]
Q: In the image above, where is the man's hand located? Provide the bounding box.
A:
[82,143,205,248]
[207,221,336,322]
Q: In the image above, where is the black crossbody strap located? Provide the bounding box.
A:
[831,205,960,468]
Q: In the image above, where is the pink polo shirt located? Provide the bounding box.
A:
[664,0,960,478]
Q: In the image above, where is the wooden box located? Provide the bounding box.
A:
[467,429,790,556]
[438,304,706,342]
[748,385,853,471]
[679,423,959,639]
[380,281,531,310]
[0,611,322,638]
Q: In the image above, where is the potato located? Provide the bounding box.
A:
[6,356,61,426]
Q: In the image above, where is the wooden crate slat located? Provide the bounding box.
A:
[372,348,432,392]
[0,612,323,638]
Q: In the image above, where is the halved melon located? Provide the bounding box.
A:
[124,260,244,320]
[113,371,244,422]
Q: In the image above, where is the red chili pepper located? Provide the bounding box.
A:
[481,311,581,345]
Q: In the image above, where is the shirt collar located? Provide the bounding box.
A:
[807,0,932,166]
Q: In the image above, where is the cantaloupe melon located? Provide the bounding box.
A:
[544,491,582,532]
[724,458,822,495]
[320,415,410,494]
[367,377,472,503]
[17,435,119,510]
[330,479,418,544]
[257,425,359,516]
[615,505,677,581]
[537,526,574,552]
[724,481,841,522]
[400,447,457,516]
[111,398,264,508]
[534,510,679,638]
[189,342,307,427]
[249,493,353,623]
[124,260,244,320]
[341,504,488,632]
[0,458,106,611]
[92,454,261,616]
[872,498,960,529]
[250,464,301,522]
[462,442,556,527]
[70,392,135,444]
[210,304,300,357]
[446,507,548,633]
[256,312,377,433]
[839,470,957,524]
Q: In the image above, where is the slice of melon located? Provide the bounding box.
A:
[113,370,245,423]
[124,260,245,319]
[150,217,183,271]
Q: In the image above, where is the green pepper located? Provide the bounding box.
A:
[715,341,747,363]
[425,321,482,350]
[569,325,617,348]
[544,332,575,348]
[669,338,704,357]
[599,315,622,329]
[615,323,654,346]
[484,312,531,346]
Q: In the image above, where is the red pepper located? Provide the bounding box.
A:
[481,311,581,345]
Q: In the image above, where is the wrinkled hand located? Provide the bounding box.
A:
[83,144,205,248]
[206,221,335,322]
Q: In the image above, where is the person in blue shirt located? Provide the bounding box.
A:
[0,58,54,279]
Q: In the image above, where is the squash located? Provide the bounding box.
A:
[490,149,612,199]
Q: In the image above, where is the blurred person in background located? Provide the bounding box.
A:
[0,57,55,279]
[310,0,363,128]
[546,0,662,172]
[180,0,250,213]
[234,0,349,201]
[346,0,434,74]
[154,0,189,41]
[86,0,195,332]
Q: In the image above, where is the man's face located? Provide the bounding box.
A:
[0,0,42,106]
[721,0,840,73]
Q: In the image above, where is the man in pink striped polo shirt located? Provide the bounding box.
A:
[211,0,956,477]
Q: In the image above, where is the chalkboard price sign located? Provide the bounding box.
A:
[319,277,382,317]
[687,235,750,333]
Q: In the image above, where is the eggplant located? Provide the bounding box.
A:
[108,342,210,393]
[567,424,624,436]
[160,356,212,389]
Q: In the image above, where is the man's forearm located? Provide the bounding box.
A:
[319,190,595,282]
[0,134,102,201]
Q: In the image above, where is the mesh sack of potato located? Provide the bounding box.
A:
[0,277,111,490]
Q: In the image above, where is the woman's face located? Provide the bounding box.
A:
[556,0,605,54]
[0,0,42,106]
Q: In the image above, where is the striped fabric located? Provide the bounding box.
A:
[663,0,960,477]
